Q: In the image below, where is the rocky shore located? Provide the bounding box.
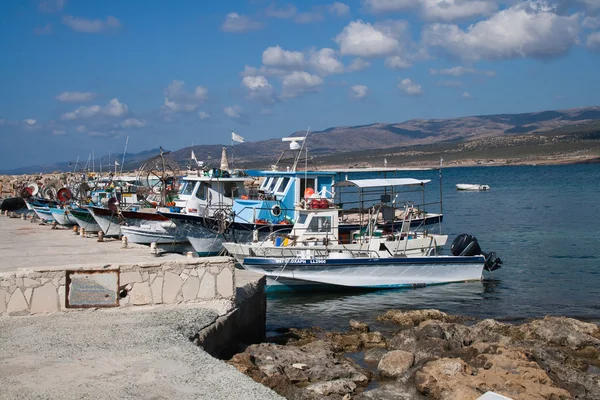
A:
[229,309,600,399]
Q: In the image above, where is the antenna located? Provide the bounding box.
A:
[120,136,129,175]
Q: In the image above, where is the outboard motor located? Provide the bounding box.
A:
[451,233,502,272]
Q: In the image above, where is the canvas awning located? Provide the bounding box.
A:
[334,178,431,188]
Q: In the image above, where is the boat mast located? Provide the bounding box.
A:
[120,136,129,175]
[439,157,443,235]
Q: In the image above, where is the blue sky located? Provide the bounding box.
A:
[1,0,599,169]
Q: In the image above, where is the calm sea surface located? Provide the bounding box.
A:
[266,164,600,332]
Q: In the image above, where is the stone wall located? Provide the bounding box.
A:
[0,257,235,316]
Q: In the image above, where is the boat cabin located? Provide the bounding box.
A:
[174,173,252,216]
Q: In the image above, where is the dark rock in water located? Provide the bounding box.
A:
[378,350,415,378]
[349,319,370,333]
[377,309,465,327]
[228,340,371,398]
[0,197,26,212]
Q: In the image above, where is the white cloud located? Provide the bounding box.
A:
[362,0,414,13]
[309,48,344,76]
[221,12,263,33]
[39,0,66,13]
[347,58,371,71]
[330,2,350,16]
[103,98,129,117]
[34,23,53,35]
[262,46,306,68]
[224,105,246,123]
[25,119,37,125]
[56,91,97,102]
[350,85,368,99]
[266,4,298,18]
[281,71,324,98]
[583,16,600,29]
[422,2,581,61]
[61,98,128,120]
[384,55,412,69]
[430,66,495,77]
[242,75,277,104]
[62,15,121,33]
[363,0,496,21]
[198,111,211,120]
[162,80,207,115]
[165,80,208,101]
[335,20,400,57]
[588,31,600,50]
[462,91,473,98]
[120,118,147,128]
[398,78,423,95]
[420,0,497,22]
[241,65,287,77]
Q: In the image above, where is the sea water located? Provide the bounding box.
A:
[266,164,600,331]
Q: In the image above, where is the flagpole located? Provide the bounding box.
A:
[231,131,234,171]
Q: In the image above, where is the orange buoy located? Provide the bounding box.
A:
[304,188,315,198]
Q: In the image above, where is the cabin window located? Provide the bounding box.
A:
[267,178,279,192]
[261,178,272,190]
[195,182,209,200]
[300,178,316,197]
[297,214,308,225]
[180,181,196,196]
[307,216,331,233]
[223,182,239,198]
[275,177,290,194]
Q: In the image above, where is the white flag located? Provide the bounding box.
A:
[231,131,244,143]
[115,160,120,166]
[191,150,197,161]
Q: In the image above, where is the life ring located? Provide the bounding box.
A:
[271,205,282,217]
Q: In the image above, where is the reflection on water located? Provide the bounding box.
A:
[266,164,600,331]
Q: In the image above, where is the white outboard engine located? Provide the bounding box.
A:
[451,233,502,272]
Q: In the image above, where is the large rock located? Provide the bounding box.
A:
[349,319,370,333]
[306,378,357,396]
[229,340,371,397]
[377,309,463,327]
[378,350,414,378]
[520,316,600,349]
[415,350,572,400]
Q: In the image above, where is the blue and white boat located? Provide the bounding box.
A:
[49,207,76,225]
[224,177,501,291]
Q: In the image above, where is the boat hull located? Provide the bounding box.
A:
[456,184,490,191]
[50,208,76,225]
[120,225,187,245]
[88,207,122,236]
[32,206,55,222]
[161,212,292,256]
[242,256,485,290]
[69,209,102,232]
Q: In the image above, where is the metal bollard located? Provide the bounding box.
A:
[186,251,194,259]
[73,225,79,234]
[21,214,26,220]
[150,242,157,251]
[121,236,128,248]
[51,221,58,230]
[97,231,104,242]
[80,227,85,237]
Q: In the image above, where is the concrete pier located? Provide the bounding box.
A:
[0,216,280,399]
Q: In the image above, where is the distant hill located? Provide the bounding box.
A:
[3,106,599,174]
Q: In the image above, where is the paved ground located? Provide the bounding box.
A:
[0,215,186,272]
[0,304,283,400]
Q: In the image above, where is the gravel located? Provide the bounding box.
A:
[0,305,283,400]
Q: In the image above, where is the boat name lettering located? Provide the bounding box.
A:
[284,259,326,264]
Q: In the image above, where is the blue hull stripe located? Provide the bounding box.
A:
[244,256,485,266]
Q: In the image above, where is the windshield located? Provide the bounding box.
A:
[180,181,196,196]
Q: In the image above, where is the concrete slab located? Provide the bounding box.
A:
[0,304,283,400]
[0,217,184,272]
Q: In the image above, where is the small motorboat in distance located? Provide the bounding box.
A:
[456,184,490,191]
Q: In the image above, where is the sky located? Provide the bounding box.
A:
[1,0,599,169]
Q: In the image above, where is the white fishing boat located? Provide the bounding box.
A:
[120,223,186,244]
[224,178,502,291]
[456,184,490,191]
[50,207,76,225]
